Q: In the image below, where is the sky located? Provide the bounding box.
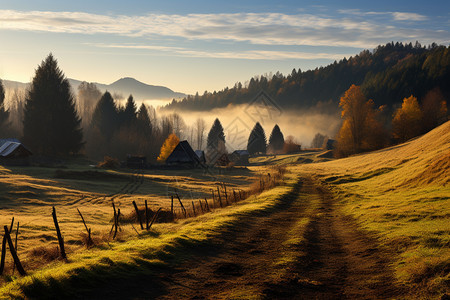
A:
[0,0,449,95]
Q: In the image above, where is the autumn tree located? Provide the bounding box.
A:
[421,88,448,133]
[0,79,9,136]
[336,84,386,157]
[311,133,327,149]
[195,118,206,150]
[23,54,83,155]
[157,133,179,162]
[283,135,301,154]
[268,124,284,153]
[392,95,423,142]
[247,122,267,155]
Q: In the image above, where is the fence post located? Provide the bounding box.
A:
[3,226,26,275]
[52,206,66,259]
[77,208,93,245]
[176,193,187,218]
[145,200,149,230]
[217,186,223,208]
[191,201,196,216]
[132,201,144,230]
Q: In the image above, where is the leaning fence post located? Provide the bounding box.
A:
[191,201,196,216]
[204,198,210,211]
[217,186,223,208]
[176,193,187,218]
[3,226,26,275]
[145,200,149,230]
[77,208,93,245]
[12,221,19,273]
[132,201,143,230]
[52,207,66,260]
[148,208,161,230]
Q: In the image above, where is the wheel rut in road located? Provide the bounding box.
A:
[151,176,403,299]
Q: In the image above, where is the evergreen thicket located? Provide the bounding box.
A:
[23,54,83,156]
[164,42,450,113]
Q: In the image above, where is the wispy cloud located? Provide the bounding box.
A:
[0,10,446,49]
[338,9,428,21]
[391,12,427,21]
[90,43,354,60]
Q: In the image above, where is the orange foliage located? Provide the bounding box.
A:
[157,133,180,162]
[336,85,387,157]
[283,135,301,153]
[392,95,423,142]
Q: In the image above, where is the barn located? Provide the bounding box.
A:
[166,141,202,167]
[0,139,32,166]
[230,150,249,165]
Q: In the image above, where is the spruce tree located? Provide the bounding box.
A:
[268,124,284,153]
[207,118,225,151]
[137,103,152,136]
[123,95,137,126]
[247,122,266,155]
[23,54,83,155]
[90,91,118,141]
[0,79,10,136]
[206,118,226,160]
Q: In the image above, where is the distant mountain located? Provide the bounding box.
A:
[68,77,186,100]
[2,77,186,101]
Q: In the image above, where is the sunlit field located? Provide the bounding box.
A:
[298,121,450,294]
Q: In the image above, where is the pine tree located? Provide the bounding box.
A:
[137,103,152,136]
[0,79,10,136]
[247,122,267,155]
[91,91,118,141]
[123,95,137,126]
[268,124,284,153]
[23,54,83,155]
[206,118,226,161]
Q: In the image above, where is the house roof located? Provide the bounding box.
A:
[166,141,201,164]
[0,141,32,157]
[232,150,249,156]
[0,138,20,147]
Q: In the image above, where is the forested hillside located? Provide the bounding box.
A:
[164,42,450,112]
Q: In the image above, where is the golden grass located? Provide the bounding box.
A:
[296,121,450,295]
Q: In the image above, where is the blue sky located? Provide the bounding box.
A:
[0,0,449,94]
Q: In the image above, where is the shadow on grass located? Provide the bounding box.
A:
[17,178,303,299]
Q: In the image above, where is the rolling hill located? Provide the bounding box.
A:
[2,77,186,101]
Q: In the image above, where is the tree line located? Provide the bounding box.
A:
[163,42,450,117]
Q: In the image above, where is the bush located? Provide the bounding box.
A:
[97,156,119,169]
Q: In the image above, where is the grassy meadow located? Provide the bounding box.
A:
[298,121,450,294]
[0,122,448,298]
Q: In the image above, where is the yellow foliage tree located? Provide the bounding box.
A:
[392,95,423,142]
[157,133,180,162]
[336,85,387,157]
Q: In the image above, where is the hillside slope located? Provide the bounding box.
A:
[299,120,450,296]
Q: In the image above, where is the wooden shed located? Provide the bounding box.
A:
[0,139,32,166]
[166,141,202,167]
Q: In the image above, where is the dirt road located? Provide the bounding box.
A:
[153,177,403,299]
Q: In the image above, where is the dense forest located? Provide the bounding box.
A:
[163,42,450,113]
